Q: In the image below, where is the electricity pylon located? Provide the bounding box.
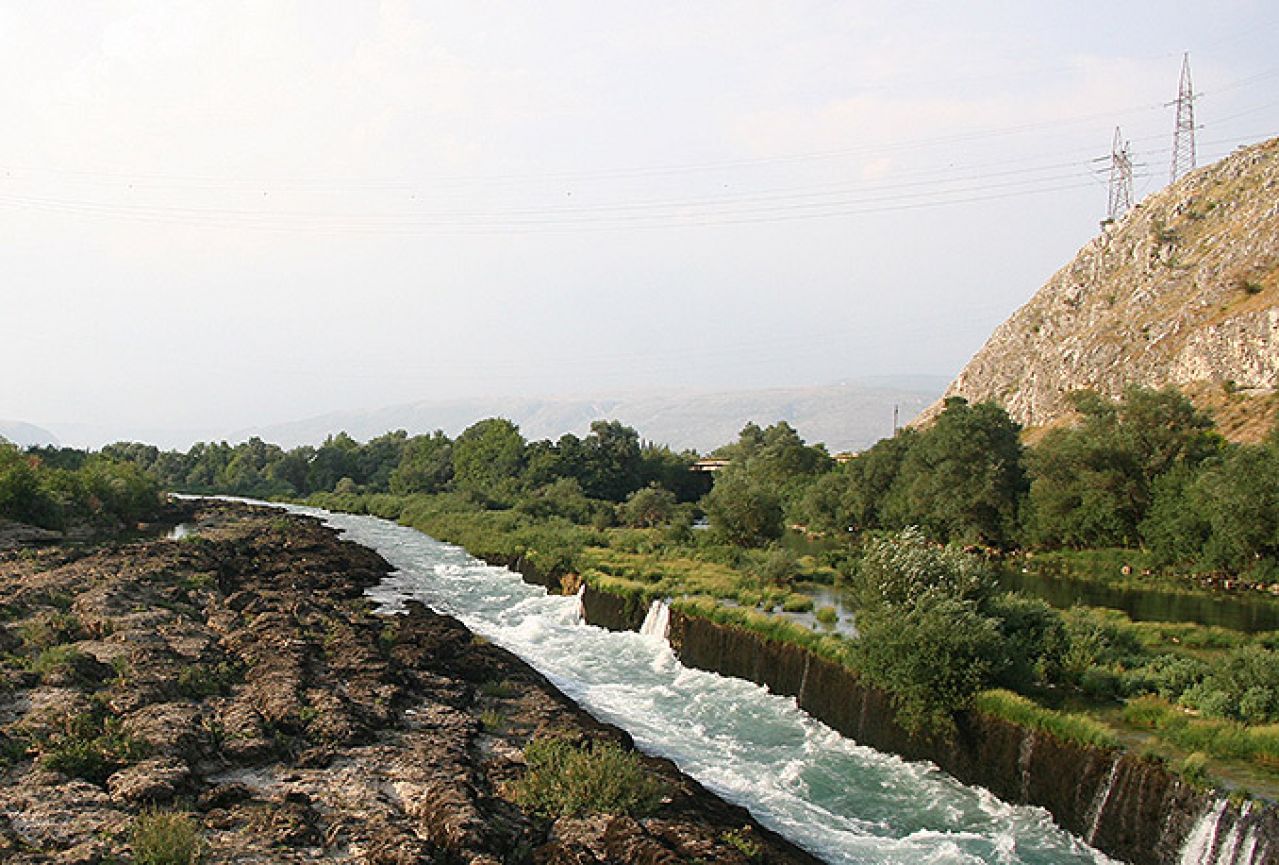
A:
[1169,53,1197,183]
[1107,127,1133,221]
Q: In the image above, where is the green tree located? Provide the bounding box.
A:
[1028,387,1221,548]
[308,432,360,493]
[389,431,454,495]
[701,467,783,546]
[882,399,1026,546]
[849,529,1064,735]
[357,430,409,492]
[578,420,643,502]
[854,597,1005,737]
[637,444,707,503]
[852,527,995,612]
[839,429,919,533]
[452,418,526,502]
[0,444,59,528]
[620,484,678,528]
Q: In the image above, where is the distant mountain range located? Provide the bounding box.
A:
[230,377,946,453]
[0,420,59,448]
[13,378,945,455]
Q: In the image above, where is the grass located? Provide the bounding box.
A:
[671,597,854,668]
[131,809,204,865]
[974,689,1118,749]
[1121,695,1279,766]
[721,828,764,861]
[507,736,666,818]
[479,678,519,699]
[480,709,507,733]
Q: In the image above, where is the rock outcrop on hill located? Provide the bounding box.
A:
[923,137,1279,440]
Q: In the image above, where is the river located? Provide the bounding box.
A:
[269,502,1120,865]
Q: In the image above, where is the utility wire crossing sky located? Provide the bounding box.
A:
[2,2,1277,445]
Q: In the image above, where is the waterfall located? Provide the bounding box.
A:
[639,599,671,640]
[1176,799,1269,865]
[1084,759,1121,845]
[572,584,586,625]
[1180,800,1227,865]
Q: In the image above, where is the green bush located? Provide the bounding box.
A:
[131,809,204,865]
[38,710,148,785]
[508,736,666,817]
[854,597,1005,737]
[781,593,814,613]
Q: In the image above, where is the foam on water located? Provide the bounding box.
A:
[282,502,1117,865]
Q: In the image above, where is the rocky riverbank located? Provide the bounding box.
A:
[0,501,821,865]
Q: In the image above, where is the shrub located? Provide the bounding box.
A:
[508,736,666,817]
[176,661,241,700]
[781,594,814,613]
[38,711,148,785]
[131,809,204,865]
[853,596,1005,738]
[852,528,994,612]
[620,485,678,528]
[702,469,784,547]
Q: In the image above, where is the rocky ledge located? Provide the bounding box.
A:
[0,501,819,865]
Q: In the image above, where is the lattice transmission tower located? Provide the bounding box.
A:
[1169,53,1197,183]
[1107,127,1133,221]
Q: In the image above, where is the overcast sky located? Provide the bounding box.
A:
[3,1,1277,443]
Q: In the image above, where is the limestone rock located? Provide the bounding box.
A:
[922,136,1279,441]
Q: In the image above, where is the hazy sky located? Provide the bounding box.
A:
[3,1,1277,442]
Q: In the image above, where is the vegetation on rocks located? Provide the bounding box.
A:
[507,736,667,818]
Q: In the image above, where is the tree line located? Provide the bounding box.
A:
[5,384,1276,579]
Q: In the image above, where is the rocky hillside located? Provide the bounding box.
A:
[923,136,1279,440]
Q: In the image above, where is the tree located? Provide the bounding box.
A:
[1028,387,1221,548]
[839,428,919,533]
[0,444,57,527]
[882,399,1026,547]
[637,444,708,503]
[452,418,526,502]
[852,527,995,612]
[849,528,1063,735]
[578,420,643,502]
[308,432,360,493]
[389,432,454,495]
[621,484,678,528]
[854,596,1006,737]
[701,467,783,546]
[357,430,409,492]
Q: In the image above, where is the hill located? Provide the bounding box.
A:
[922,136,1279,441]
[232,378,945,453]
[0,420,58,448]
